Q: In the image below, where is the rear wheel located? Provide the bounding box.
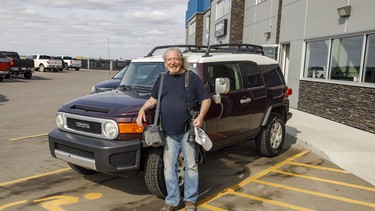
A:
[75,67,80,71]
[24,72,32,79]
[255,113,285,157]
[39,64,45,72]
[68,163,97,175]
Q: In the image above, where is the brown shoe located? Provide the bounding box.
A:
[184,201,196,211]
[160,204,177,211]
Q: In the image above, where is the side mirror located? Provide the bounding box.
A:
[212,78,230,104]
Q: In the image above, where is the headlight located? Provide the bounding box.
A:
[103,121,118,139]
[56,112,64,129]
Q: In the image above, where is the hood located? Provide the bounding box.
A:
[94,78,121,89]
[60,89,150,118]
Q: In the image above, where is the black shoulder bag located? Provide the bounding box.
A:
[143,73,166,147]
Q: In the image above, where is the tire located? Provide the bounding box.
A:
[75,67,80,71]
[68,163,97,175]
[0,76,3,81]
[24,72,32,79]
[144,147,167,199]
[53,68,58,72]
[5,73,10,79]
[255,113,285,157]
[144,147,185,199]
[64,63,69,70]
[39,64,45,72]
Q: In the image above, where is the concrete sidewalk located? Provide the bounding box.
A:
[286,108,375,186]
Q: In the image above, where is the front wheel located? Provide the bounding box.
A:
[255,113,285,157]
[144,147,167,199]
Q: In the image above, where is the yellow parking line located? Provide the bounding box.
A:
[288,161,349,173]
[9,133,48,141]
[199,203,228,211]
[254,179,375,208]
[197,151,309,207]
[0,200,28,211]
[233,151,309,188]
[0,168,71,187]
[227,189,314,211]
[272,169,375,192]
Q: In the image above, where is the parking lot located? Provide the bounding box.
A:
[0,70,374,210]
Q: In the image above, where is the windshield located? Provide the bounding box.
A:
[113,66,128,79]
[120,62,165,89]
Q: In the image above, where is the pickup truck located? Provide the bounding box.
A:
[61,56,81,71]
[0,51,34,79]
[0,58,9,81]
[27,54,61,72]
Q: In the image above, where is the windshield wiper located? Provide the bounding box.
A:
[131,85,151,93]
[118,85,131,91]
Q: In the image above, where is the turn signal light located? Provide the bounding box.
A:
[118,123,147,134]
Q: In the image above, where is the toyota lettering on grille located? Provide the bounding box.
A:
[75,122,91,129]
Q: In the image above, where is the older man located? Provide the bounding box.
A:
[137,48,211,211]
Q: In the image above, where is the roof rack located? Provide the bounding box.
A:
[145,45,208,57]
[203,43,264,57]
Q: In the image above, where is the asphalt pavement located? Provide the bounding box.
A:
[286,108,375,186]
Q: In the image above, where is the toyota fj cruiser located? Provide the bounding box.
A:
[48,44,292,198]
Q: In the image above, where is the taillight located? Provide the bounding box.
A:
[118,123,147,134]
[9,59,14,67]
[285,87,293,98]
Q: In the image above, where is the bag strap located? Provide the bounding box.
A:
[153,72,165,126]
[185,70,191,110]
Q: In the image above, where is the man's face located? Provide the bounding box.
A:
[165,50,183,75]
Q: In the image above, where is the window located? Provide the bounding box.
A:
[205,16,210,31]
[303,34,375,84]
[243,62,263,88]
[304,40,329,79]
[330,36,363,82]
[364,34,375,83]
[263,67,284,87]
[207,63,242,92]
[216,0,231,20]
[189,21,196,35]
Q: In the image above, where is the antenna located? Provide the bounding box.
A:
[108,37,111,78]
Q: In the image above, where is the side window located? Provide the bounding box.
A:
[207,63,243,93]
[263,66,285,87]
[243,62,263,88]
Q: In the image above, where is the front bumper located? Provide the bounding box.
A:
[48,128,142,176]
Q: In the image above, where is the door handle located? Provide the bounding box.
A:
[240,98,251,104]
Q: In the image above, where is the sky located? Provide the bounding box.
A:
[0,0,188,60]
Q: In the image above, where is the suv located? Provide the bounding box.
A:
[48,44,292,198]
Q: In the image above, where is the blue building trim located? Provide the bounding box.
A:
[185,0,210,26]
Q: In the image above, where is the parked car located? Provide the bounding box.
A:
[51,56,64,71]
[91,66,127,94]
[0,51,34,79]
[27,54,61,72]
[0,58,9,81]
[61,56,82,71]
[48,44,292,199]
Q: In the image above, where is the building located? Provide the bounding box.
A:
[185,0,375,133]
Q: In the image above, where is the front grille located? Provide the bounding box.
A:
[55,143,95,159]
[67,117,101,134]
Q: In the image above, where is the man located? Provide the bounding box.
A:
[136,48,211,211]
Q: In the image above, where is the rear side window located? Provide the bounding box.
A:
[206,63,243,92]
[263,66,285,87]
[243,62,263,88]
